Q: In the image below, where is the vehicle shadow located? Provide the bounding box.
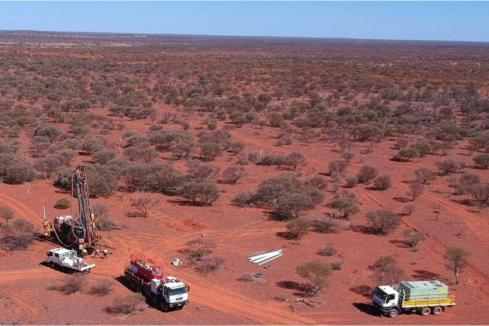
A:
[352,303,381,317]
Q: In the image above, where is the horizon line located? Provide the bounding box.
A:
[2,29,489,45]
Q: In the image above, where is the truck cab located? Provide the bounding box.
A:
[151,276,189,310]
[373,285,400,317]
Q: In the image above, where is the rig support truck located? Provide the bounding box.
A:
[46,247,96,272]
[124,254,189,311]
[372,280,455,318]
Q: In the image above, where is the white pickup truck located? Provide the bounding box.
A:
[46,248,96,272]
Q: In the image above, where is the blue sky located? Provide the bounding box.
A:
[0,2,487,42]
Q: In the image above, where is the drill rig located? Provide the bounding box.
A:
[44,166,99,253]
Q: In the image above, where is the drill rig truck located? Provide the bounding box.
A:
[124,253,189,311]
[44,166,99,254]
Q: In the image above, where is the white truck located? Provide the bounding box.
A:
[124,256,189,311]
[372,280,455,318]
[46,247,96,272]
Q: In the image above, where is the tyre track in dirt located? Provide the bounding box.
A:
[0,192,40,225]
[395,183,489,243]
[100,230,316,324]
[362,190,489,289]
[231,129,489,287]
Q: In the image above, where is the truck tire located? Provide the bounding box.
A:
[160,302,169,312]
[150,295,159,308]
[388,309,399,318]
[432,306,443,315]
[420,307,431,316]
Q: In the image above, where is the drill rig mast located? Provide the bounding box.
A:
[47,166,99,253]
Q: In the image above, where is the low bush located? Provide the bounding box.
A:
[54,198,71,209]
[318,243,336,256]
[232,191,256,207]
[106,294,145,315]
[222,166,246,184]
[366,209,401,235]
[51,274,87,295]
[178,180,219,206]
[285,218,310,239]
[0,219,37,251]
[373,175,392,190]
[89,280,113,297]
[312,217,338,233]
[195,256,225,275]
[357,165,378,184]
[473,154,489,169]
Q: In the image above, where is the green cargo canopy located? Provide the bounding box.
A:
[399,280,448,299]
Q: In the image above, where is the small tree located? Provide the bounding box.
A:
[187,160,220,181]
[93,204,119,231]
[283,152,305,170]
[178,180,219,206]
[232,191,256,207]
[473,154,489,169]
[403,230,426,248]
[454,173,480,195]
[1,218,36,251]
[445,246,470,285]
[469,184,489,212]
[373,175,392,191]
[366,209,401,235]
[357,165,378,184]
[285,218,310,239]
[312,217,338,233]
[414,168,437,185]
[200,142,222,161]
[408,182,424,201]
[437,159,462,175]
[131,196,159,218]
[185,238,216,262]
[0,206,14,225]
[304,175,328,190]
[318,243,336,256]
[331,193,359,219]
[275,192,314,219]
[328,160,348,177]
[371,256,405,284]
[222,166,246,184]
[296,261,333,295]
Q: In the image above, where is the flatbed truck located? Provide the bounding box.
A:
[372,280,455,318]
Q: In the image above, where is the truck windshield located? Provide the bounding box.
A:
[169,287,188,296]
[374,288,388,302]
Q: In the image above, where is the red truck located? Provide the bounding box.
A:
[124,254,189,311]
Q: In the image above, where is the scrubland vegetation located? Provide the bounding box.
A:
[0,31,488,324]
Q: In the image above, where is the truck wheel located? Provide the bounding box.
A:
[160,302,169,312]
[388,309,399,318]
[150,295,158,307]
[420,307,431,316]
[432,306,443,315]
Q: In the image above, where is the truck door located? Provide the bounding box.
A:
[385,294,397,308]
[384,294,397,308]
